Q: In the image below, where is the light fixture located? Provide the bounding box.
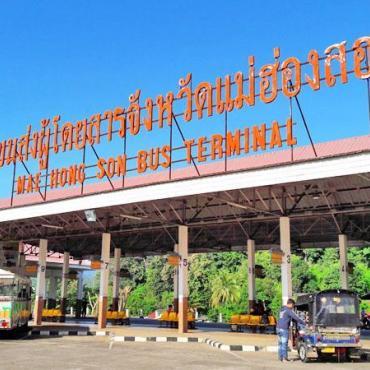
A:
[84,210,97,222]
[120,214,142,221]
[225,201,248,210]
[312,193,320,200]
[41,224,64,230]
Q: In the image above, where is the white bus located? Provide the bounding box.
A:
[0,269,32,330]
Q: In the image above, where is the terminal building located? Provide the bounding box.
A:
[0,134,369,332]
[0,36,369,333]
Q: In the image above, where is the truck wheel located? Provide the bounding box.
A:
[298,343,309,363]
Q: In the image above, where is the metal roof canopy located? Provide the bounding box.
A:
[0,146,369,258]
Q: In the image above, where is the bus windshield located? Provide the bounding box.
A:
[0,279,16,297]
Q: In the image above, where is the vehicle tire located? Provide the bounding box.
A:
[360,353,367,361]
[345,349,352,362]
[317,351,327,362]
[21,321,29,332]
[298,343,309,363]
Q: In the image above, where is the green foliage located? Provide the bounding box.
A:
[145,256,174,299]
[67,280,77,308]
[291,255,317,293]
[189,254,215,313]
[309,249,341,290]
[126,284,157,316]
[120,257,146,289]
[210,270,241,308]
[160,291,174,308]
[61,246,369,321]
[348,248,370,297]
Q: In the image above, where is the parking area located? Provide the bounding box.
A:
[0,336,369,370]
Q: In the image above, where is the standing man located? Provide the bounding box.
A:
[277,298,306,362]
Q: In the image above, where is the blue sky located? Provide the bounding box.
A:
[0,0,369,199]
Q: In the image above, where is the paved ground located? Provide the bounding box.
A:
[33,319,370,349]
[0,336,369,370]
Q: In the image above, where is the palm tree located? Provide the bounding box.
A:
[210,270,241,308]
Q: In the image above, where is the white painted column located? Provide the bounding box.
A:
[60,252,70,320]
[17,241,26,275]
[112,247,121,311]
[98,233,111,329]
[34,239,47,325]
[280,217,292,305]
[247,239,256,309]
[173,243,179,312]
[178,226,189,334]
[339,234,349,289]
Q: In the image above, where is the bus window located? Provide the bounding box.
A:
[0,281,16,296]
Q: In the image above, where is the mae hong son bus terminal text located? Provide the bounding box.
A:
[15,117,296,195]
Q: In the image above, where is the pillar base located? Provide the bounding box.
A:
[178,297,188,334]
[34,297,44,326]
[98,296,108,329]
[60,298,67,322]
[47,298,57,309]
[173,298,179,313]
[112,297,119,312]
[248,299,256,314]
[75,299,82,319]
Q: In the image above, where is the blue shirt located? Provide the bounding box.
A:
[276,306,306,330]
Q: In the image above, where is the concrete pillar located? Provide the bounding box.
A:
[34,239,47,326]
[60,252,70,321]
[48,274,57,309]
[280,217,292,305]
[339,234,349,289]
[75,272,84,318]
[98,233,111,329]
[173,244,179,312]
[247,239,256,310]
[178,226,189,334]
[17,241,26,275]
[112,247,121,311]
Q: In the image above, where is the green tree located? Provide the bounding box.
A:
[292,254,318,293]
[126,284,157,316]
[79,246,370,322]
[146,256,174,300]
[120,257,146,289]
[189,254,215,313]
[67,279,77,309]
[310,249,341,290]
[210,270,241,308]
[348,247,370,297]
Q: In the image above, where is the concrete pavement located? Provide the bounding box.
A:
[0,336,369,370]
[32,320,370,351]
